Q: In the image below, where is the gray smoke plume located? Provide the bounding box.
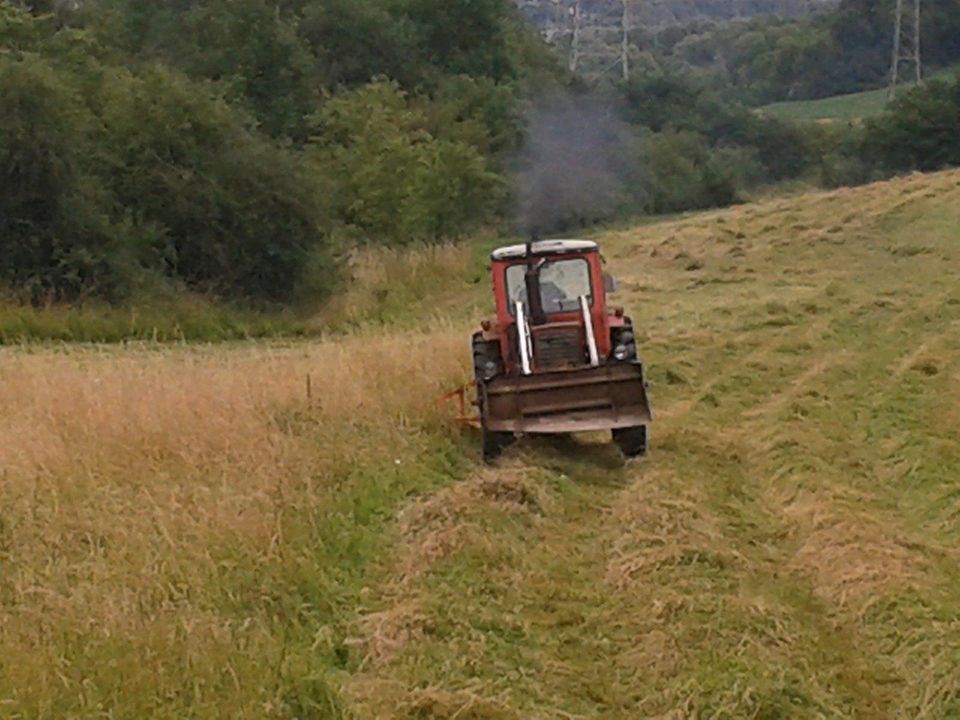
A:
[513,94,635,237]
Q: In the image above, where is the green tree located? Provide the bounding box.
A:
[86,0,321,138]
[865,78,960,172]
[94,67,334,301]
[309,82,502,244]
[0,52,147,300]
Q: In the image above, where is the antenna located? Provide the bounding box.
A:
[889,0,923,98]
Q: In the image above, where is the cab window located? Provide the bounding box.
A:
[506,258,593,315]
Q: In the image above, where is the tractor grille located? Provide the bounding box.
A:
[532,326,586,370]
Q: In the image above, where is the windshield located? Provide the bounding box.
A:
[506,258,593,315]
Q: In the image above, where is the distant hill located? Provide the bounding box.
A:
[515,0,838,77]
[516,0,836,35]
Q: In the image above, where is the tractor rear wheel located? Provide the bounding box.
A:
[482,426,515,464]
[613,425,647,458]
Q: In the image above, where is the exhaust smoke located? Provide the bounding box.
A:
[513,93,635,237]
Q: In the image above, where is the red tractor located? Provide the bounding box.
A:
[472,238,652,462]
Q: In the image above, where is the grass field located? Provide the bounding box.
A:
[762,64,960,122]
[2,170,960,718]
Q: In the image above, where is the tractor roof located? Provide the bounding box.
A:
[491,239,598,261]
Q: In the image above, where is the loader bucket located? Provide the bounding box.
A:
[480,363,652,434]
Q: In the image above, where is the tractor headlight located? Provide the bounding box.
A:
[613,344,631,362]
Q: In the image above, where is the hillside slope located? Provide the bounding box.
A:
[345,170,960,718]
[516,0,835,35]
[762,63,960,121]
[2,171,960,718]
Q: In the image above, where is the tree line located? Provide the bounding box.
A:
[1,0,556,304]
[645,0,960,104]
[1,0,958,307]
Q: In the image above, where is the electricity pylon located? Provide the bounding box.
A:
[566,0,634,82]
[569,0,582,73]
[889,0,922,98]
[621,0,630,82]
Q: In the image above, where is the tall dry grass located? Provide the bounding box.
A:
[318,243,484,331]
[0,328,474,718]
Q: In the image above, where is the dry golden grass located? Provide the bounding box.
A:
[0,328,473,717]
[318,242,483,330]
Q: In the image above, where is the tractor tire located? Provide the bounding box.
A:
[613,425,647,459]
[482,427,515,464]
[472,333,502,383]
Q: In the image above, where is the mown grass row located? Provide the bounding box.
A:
[339,169,960,718]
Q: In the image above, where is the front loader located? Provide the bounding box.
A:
[472,238,653,462]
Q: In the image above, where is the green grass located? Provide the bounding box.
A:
[4,171,960,717]
[761,63,960,122]
[341,169,960,717]
[762,86,892,122]
[0,296,316,344]
[0,240,497,344]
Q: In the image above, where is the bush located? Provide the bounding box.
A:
[638,131,741,214]
[0,53,142,301]
[308,82,503,245]
[864,78,960,173]
[94,67,335,302]
[621,70,818,182]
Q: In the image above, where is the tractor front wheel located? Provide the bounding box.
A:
[482,427,515,464]
[613,425,647,458]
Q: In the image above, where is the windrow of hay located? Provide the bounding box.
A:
[780,493,929,606]
[351,463,550,669]
[605,468,730,591]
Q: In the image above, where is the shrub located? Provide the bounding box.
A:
[94,67,335,302]
[638,131,740,214]
[0,53,144,301]
[864,78,960,173]
[309,82,503,245]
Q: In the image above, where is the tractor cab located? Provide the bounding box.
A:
[489,239,614,374]
[473,238,652,462]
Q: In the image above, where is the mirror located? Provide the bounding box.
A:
[603,273,619,294]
